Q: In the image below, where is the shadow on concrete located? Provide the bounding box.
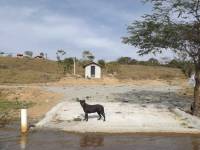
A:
[113,89,192,110]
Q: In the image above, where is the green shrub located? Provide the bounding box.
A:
[98,59,106,68]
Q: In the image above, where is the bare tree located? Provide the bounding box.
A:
[82,50,95,61]
[24,51,33,57]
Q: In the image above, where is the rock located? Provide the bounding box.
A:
[73,118,82,121]
[123,99,129,103]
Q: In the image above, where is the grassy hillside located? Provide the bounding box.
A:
[0,57,62,84]
[106,64,185,80]
[0,57,186,84]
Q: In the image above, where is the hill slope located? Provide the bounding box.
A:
[113,64,185,80]
[0,57,186,84]
[0,57,62,84]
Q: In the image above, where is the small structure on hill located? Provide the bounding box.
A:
[17,53,23,58]
[84,62,102,79]
[34,55,44,59]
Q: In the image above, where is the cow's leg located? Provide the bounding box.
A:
[85,113,88,121]
[97,112,101,120]
[84,113,88,121]
[101,112,105,121]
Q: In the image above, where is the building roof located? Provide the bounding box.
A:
[83,62,101,68]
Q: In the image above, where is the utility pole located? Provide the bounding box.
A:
[73,57,76,75]
[45,53,48,59]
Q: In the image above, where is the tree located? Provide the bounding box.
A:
[7,53,12,57]
[63,57,74,74]
[0,51,5,56]
[167,59,194,77]
[87,55,95,61]
[98,59,106,68]
[123,0,200,116]
[167,59,181,68]
[117,57,132,64]
[24,51,33,57]
[148,58,159,65]
[56,49,66,62]
[40,52,44,57]
[45,53,48,59]
[82,50,95,61]
[160,57,171,64]
[130,59,138,64]
[56,49,66,61]
[56,49,67,74]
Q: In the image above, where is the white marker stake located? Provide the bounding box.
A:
[21,109,28,133]
[20,133,27,150]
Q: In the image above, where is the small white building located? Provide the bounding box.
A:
[84,62,102,79]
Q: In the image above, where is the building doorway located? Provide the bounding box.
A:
[91,66,95,77]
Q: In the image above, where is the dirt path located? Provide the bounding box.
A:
[0,85,63,120]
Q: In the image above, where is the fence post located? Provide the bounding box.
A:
[21,109,28,133]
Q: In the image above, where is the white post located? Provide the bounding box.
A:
[21,109,28,133]
[20,133,27,150]
[73,57,76,75]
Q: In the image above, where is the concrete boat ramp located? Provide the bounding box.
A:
[36,84,200,134]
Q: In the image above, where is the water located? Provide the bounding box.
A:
[1,123,200,150]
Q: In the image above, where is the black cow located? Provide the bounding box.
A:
[79,100,105,121]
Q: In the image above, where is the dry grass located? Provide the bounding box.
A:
[74,62,84,76]
[108,64,186,80]
[0,57,186,84]
[0,57,62,84]
[0,86,63,119]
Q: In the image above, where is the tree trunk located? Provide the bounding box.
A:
[193,65,200,117]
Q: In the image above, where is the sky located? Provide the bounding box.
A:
[0,0,175,61]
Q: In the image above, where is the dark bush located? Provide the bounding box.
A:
[98,59,106,68]
[117,57,131,64]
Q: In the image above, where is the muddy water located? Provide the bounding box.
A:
[0,123,200,150]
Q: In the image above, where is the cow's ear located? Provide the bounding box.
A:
[83,100,86,103]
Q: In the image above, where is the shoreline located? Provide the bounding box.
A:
[1,79,198,134]
[33,127,200,135]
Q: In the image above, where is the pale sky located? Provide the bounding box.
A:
[0,0,175,61]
